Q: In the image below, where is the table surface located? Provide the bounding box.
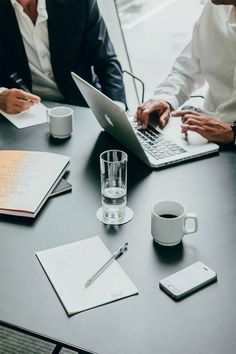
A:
[0,104,236,354]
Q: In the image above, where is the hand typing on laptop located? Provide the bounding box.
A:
[172,110,235,145]
[134,98,173,129]
[71,72,219,168]
[0,89,40,114]
[135,98,235,145]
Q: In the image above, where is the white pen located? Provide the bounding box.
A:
[84,242,128,288]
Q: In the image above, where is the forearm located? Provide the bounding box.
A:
[154,27,205,109]
[174,110,236,145]
[95,57,126,105]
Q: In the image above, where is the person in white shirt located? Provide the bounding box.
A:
[135,0,236,145]
[0,0,127,114]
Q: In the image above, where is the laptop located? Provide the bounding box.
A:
[71,72,219,168]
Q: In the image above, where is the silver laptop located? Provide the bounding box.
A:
[71,72,219,168]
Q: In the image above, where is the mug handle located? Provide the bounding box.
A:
[184,213,198,235]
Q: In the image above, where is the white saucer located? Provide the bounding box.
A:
[96,207,134,225]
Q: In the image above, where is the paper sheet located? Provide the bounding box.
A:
[0,102,47,129]
[36,236,138,315]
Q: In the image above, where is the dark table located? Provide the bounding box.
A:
[0,104,236,354]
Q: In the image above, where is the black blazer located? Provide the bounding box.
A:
[0,0,126,106]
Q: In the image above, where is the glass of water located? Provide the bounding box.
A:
[100,150,127,222]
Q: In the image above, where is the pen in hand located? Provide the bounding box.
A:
[84,242,128,288]
[10,72,31,93]
[10,72,40,104]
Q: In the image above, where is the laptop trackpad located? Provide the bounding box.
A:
[186,131,208,146]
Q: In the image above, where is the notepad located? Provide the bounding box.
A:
[36,236,138,315]
[0,150,70,217]
[0,102,47,128]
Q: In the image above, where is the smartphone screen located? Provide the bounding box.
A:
[159,262,217,300]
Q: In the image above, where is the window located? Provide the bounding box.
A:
[98,0,205,111]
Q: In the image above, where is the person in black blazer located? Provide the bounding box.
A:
[0,0,127,113]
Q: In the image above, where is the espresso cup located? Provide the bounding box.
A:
[151,201,198,246]
[47,106,73,139]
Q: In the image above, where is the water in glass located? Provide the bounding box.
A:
[102,185,126,219]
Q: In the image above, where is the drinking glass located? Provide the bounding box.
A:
[100,150,127,222]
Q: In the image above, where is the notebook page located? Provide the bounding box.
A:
[0,102,47,129]
[36,236,138,315]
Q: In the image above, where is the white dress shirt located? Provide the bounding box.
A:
[9,0,64,101]
[154,2,236,123]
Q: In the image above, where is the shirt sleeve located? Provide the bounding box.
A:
[153,21,205,110]
[83,0,127,106]
[0,87,8,94]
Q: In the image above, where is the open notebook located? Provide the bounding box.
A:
[36,236,138,316]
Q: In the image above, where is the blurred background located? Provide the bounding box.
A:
[99,0,207,110]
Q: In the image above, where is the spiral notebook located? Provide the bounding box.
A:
[36,236,138,316]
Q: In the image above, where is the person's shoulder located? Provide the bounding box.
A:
[203,1,231,15]
[201,1,215,14]
[54,0,92,13]
[198,1,230,24]
[62,0,95,9]
[65,0,95,5]
[57,0,89,6]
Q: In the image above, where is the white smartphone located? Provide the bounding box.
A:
[159,262,217,301]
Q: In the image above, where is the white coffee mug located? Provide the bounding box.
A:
[47,106,73,139]
[151,200,198,246]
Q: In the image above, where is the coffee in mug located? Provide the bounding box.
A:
[151,200,198,246]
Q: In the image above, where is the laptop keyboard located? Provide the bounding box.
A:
[133,124,186,160]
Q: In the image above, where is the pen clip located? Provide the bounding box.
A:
[9,72,30,93]
[84,242,129,288]
[114,242,128,258]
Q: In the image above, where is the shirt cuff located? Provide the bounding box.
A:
[152,94,179,111]
[0,87,8,95]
